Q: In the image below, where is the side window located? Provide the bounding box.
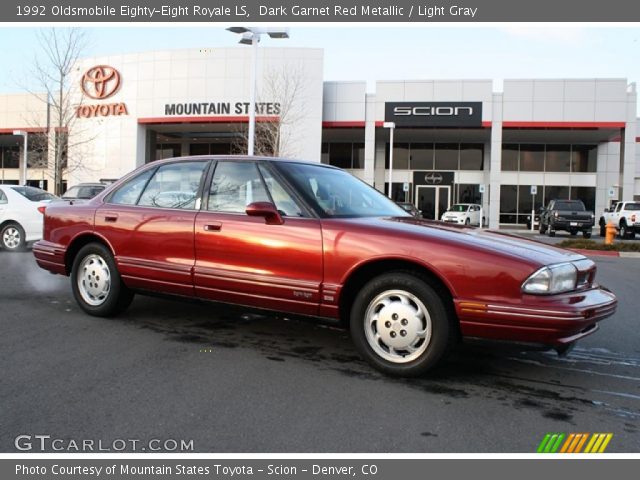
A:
[0,190,7,204]
[208,162,269,213]
[258,164,304,217]
[138,162,207,209]
[109,169,154,205]
[615,203,623,212]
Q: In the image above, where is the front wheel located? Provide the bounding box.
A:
[71,243,134,317]
[349,272,453,377]
[620,223,630,239]
[1,222,26,251]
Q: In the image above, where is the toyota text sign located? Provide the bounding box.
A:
[385,102,483,127]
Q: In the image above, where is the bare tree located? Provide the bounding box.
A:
[234,64,308,158]
[25,28,97,194]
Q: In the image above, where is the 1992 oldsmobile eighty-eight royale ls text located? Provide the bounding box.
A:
[33,156,617,376]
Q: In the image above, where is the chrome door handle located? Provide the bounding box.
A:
[204,223,222,232]
[104,215,118,223]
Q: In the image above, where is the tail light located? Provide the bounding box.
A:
[37,206,46,214]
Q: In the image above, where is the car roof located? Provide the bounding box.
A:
[146,155,339,170]
[70,183,106,187]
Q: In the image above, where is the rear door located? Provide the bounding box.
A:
[96,160,209,296]
[193,160,323,315]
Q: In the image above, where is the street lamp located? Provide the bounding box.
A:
[227,27,290,156]
[13,130,28,186]
[383,122,395,199]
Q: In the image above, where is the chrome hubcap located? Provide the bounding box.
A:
[77,254,111,306]
[2,227,20,249]
[364,289,432,363]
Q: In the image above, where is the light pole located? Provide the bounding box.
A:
[227,27,289,156]
[383,122,395,199]
[13,130,28,186]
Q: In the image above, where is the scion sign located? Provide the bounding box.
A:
[385,102,482,127]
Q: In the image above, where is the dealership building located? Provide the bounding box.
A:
[0,46,638,229]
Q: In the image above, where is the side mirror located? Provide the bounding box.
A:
[246,201,284,225]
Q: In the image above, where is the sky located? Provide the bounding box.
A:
[1,26,640,100]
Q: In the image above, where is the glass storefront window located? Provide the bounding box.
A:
[519,144,545,172]
[572,187,596,212]
[500,185,518,214]
[321,143,329,164]
[457,184,481,204]
[352,143,365,169]
[544,185,570,207]
[328,143,352,169]
[434,143,458,170]
[409,143,434,170]
[501,144,519,171]
[518,185,543,213]
[571,145,597,173]
[545,145,571,172]
[459,144,484,170]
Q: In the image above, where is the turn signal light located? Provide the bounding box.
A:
[37,206,46,214]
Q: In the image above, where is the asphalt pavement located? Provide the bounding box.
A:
[1,249,639,452]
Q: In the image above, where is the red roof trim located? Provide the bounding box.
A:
[138,116,278,125]
[322,121,366,128]
[0,127,48,134]
[503,121,625,129]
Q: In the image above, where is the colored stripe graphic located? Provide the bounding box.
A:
[538,433,613,453]
[537,433,565,453]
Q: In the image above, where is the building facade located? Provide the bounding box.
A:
[0,47,638,229]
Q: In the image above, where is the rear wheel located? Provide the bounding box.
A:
[71,243,134,317]
[349,272,453,377]
[1,222,26,251]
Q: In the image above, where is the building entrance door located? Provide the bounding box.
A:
[416,185,450,220]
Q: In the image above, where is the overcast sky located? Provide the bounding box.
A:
[1,26,639,102]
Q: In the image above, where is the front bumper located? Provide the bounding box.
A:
[455,286,616,347]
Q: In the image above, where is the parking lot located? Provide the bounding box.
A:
[1,247,639,452]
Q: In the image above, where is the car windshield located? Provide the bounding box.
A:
[275,162,408,218]
[449,204,469,212]
[11,186,57,202]
[555,201,585,211]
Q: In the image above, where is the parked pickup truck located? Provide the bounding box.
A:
[599,201,640,238]
[539,199,595,238]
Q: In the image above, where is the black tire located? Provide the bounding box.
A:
[70,242,134,317]
[583,231,592,239]
[620,222,629,239]
[1,222,26,251]
[349,272,453,377]
[539,222,547,235]
[570,230,577,236]
[465,218,470,226]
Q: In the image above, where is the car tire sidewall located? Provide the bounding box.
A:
[71,243,133,317]
[1,222,26,251]
[349,272,452,377]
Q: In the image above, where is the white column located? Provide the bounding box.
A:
[363,93,376,187]
[622,86,637,200]
[488,93,503,229]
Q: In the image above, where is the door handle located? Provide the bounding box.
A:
[104,215,118,223]
[204,222,222,232]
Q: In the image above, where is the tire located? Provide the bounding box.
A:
[349,272,453,377]
[70,242,134,317]
[465,218,470,226]
[548,229,556,237]
[539,222,547,235]
[570,230,577,236]
[620,222,629,239]
[1,222,26,251]
[583,231,592,239]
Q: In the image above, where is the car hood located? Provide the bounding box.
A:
[442,211,466,217]
[341,216,584,267]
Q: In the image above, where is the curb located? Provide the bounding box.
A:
[567,248,620,257]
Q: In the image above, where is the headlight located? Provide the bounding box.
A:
[522,263,578,295]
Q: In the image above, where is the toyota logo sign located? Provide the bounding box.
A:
[81,65,121,100]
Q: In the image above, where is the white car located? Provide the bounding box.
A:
[0,185,56,251]
[441,203,483,226]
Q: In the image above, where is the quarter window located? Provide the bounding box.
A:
[137,162,207,209]
[207,162,270,213]
[0,190,7,204]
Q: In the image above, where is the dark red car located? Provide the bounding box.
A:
[33,156,617,376]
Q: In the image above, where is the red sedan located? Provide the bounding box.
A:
[33,157,617,376]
